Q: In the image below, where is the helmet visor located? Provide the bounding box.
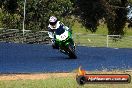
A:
[49,20,57,26]
[49,22,56,26]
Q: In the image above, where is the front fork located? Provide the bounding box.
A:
[66,39,75,50]
[57,37,75,53]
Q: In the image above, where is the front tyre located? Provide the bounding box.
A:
[67,44,77,59]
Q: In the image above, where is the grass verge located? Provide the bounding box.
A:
[0,71,132,88]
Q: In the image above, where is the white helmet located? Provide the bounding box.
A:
[49,16,57,26]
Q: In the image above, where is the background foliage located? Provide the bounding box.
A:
[75,0,128,35]
[0,0,73,31]
[0,0,132,34]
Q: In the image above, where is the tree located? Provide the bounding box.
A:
[105,0,128,35]
[0,0,21,29]
[0,0,73,31]
[75,0,128,35]
[75,0,105,32]
[1,0,18,14]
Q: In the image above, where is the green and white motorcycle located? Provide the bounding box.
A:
[55,28,77,59]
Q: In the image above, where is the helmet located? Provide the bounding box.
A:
[49,16,57,26]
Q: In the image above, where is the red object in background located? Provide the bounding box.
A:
[76,66,131,85]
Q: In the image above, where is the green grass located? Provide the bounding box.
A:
[72,21,132,35]
[74,34,107,47]
[72,21,132,48]
[0,76,132,88]
[108,36,132,48]
[73,34,132,48]
[71,21,108,35]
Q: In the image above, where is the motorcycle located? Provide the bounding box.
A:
[55,28,77,59]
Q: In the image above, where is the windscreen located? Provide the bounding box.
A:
[55,26,65,35]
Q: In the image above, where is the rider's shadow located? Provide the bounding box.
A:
[48,56,70,60]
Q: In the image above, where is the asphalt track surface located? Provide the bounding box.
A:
[0,42,132,73]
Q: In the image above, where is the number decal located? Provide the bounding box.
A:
[56,30,68,41]
[61,34,66,39]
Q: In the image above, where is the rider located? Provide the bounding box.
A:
[48,16,73,49]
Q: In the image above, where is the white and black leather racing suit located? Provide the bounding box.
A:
[48,21,70,49]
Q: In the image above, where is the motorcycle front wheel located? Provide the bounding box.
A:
[67,44,77,59]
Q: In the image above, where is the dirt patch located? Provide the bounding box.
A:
[0,73,76,80]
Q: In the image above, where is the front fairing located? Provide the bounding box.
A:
[55,29,73,47]
[55,26,65,35]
